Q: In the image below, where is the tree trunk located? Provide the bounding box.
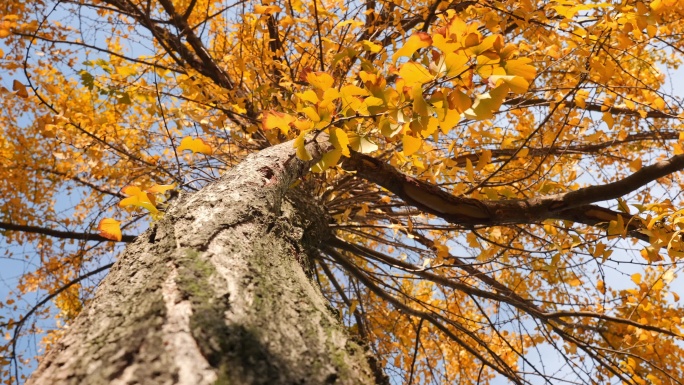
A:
[27,137,377,385]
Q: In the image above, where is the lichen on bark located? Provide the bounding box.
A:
[169,191,374,385]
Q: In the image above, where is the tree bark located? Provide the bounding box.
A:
[27,137,377,385]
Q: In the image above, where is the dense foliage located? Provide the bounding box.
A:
[1,0,684,383]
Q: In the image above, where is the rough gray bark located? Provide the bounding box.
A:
[27,136,377,385]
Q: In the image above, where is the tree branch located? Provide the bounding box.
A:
[451,130,680,167]
[504,97,680,119]
[342,151,684,235]
[0,222,136,243]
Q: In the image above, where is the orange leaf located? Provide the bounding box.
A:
[119,186,159,215]
[262,111,296,135]
[147,183,177,194]
[97,218,122,241]
[177,137,213,155]
[254,5,282,14]
[448,89,472,113]
[602,112,614,129]
[12,80,28,98]
[178,136,213,155]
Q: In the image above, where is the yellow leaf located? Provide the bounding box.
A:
[475,149,491,171]
[296,90,319,104]
[434,242,449,259]
[568,277,582,287]
[420,117,440,138]
[120,186,159,214]
[468,35,501,56]
[306,72,334,90]
[584,131,603,142]
[301,106,320,122]
[443,52,470,78]
[653,96,666,110]
[294,131,312,160]
[650,0,663,12]
[12,79,28,98]
[412,86,429,116]
[642,246,661,263]
[653,278,664,292]
[339,85,368,114]
[631,273,642,285]
[398,62,434,85]
[147,183,177,194]
[432,34,459,56]
[445,15,468,38]
[574,90,589,109]
[311,149,342,173]
[262,111,295,135]
[362,40,382,53]
[602,112,614,129]
[402,134,422,156]
[597,280,605,294]
[254,5,282,14]
[330,127,350,157]
[607,214,625,238]
[591,242,606,258]
[97,218,122,242]
[489,75,529,93]
[392,32,432,63]
[177,137,213,155]
[348,133,378,153]
[504,58,536,81]
[116,66,137,77]
[466,158,475,182]
[447,89,472,113]
[293,119,314,132]
[464,84,508,120]
[476,54,504,78]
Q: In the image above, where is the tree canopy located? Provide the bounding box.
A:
[1,0,684,383]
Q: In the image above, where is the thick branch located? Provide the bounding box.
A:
[342,151,684,235]
[547,154,684,210]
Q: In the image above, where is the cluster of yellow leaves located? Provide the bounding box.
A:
[262,15,536,171]
[98,184,176,241]
[589,266,684,385]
